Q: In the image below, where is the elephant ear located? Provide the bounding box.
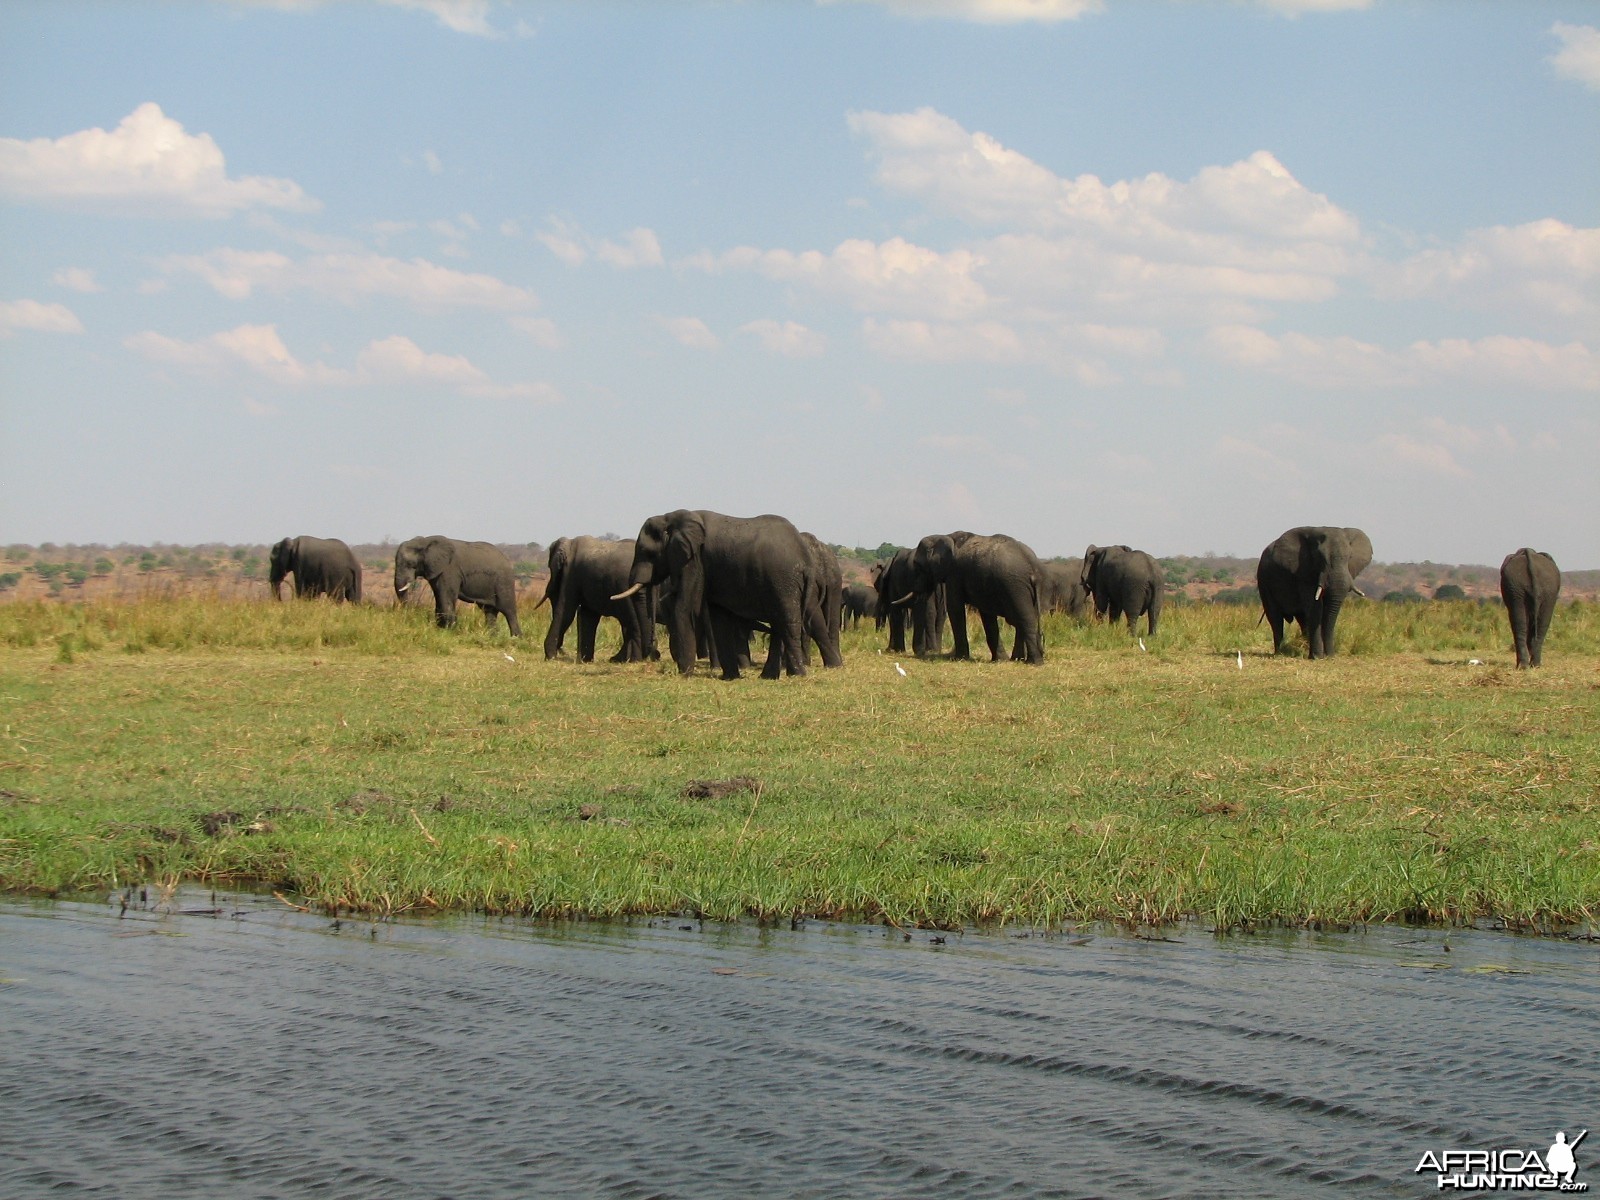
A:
[547,537,570,572]
[1081,546,1100,585]
[666,512,705,574]
[422,537,455,578]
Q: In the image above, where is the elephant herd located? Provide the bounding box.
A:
[266,519,1567,677]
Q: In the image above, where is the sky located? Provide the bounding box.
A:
[0,0,1596,566]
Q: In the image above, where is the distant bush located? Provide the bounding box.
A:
[0,572,20,591]
[65,565,90,587]
[1433,584,1467,601]
[514,561,540,583]
[93,558,115,576]
[1210,586,1260,606]
[1383,589,1424,604]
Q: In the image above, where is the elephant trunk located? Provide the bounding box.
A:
[1318,573,1351,657]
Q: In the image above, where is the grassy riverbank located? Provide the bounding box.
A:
[2,596,1597,930]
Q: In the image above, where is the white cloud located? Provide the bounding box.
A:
[596,227,664,269]
[380,0,500,37]
[1379,219,1600,322]
[1370,432,1468,478]
[537,218,664,269]
[864,317,1023,362]
[1256,0,1372,14]
[537,218,589,266]
[421,149,445,175]
[1551,23,1600,91]
[0,299,84,336]
[1205,326,1600,391]
[0,103,316,218]
[850,109,1358,246]
[124,323,558,400]
[687,112,1368,337]
[740,319,827,357]
[703,237,989,320]
[656,316,721,350]
[508,315,563,348]
[52,267,103,293]
[818,0,1104,23]
[124,323,316,384]
[235,0,505,37]
[160,247,537,309]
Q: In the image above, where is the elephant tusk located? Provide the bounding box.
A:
[1315,585,1325,601]
[396,581,410,594]
[1351,586,1367,599]
[611,583,644,601]
[532,592,549,610]
[891,591,916,607]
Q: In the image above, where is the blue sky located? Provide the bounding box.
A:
[1,0,1596,566]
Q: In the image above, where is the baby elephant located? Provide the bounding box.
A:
[1499,548,1560,668]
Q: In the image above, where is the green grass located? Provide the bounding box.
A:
[1,594,1597,931]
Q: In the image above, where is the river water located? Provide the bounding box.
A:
[2,891,1595,1199]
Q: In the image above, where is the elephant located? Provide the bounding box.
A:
[871,549,946,657]
[1082,545,1163,635]
[800,533,845,669]
[894,532,1045,664]
[1039,558,1088,618]
[269,536,362,602]
[841,582,876,629]
[394,536,522,636]
[615,510,812,680]
[540,536,656,663]
[1499,548,1560,668]
[1255,526,1372,659]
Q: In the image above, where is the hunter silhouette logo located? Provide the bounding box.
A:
[1416,1129,1587,1192]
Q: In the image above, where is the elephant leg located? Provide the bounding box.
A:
[433,583,458,628]
[1506,594,1532,667]
[889,608,908,654]
[1305,611,1326,659]
[807,602,843,669]
[775,600,809,678]
[501,589,522,638]
[979,611,1003,662]
[709,609,749,680]
[577,609,599,662]
[1532,596,1555,667]
[612,607,639,663]
[545,598,575,659]
[1266,610,1285,654]
[945,583,972,659]
[1015,611,1044,664]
